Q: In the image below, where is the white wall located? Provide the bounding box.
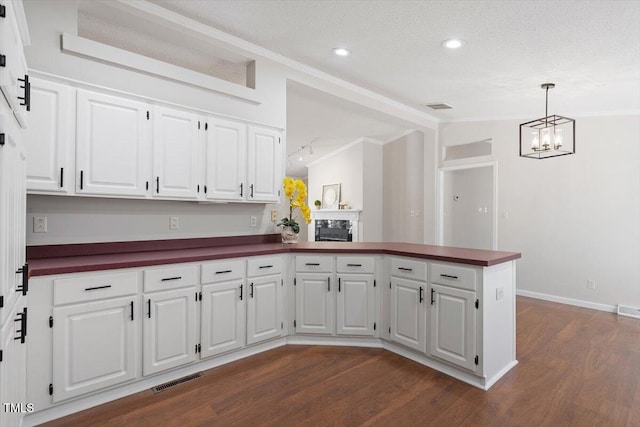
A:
[440,115,640,309]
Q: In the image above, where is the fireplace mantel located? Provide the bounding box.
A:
[309,210,362,242]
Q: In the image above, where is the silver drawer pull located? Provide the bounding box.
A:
[440,274,459,280]
[398,267,413,272]
[259,265,274,269]
[215,270,232,275]
[347,263,362,267]
[305,263,320,266]
[85,285,111,291]
[161,276,182,282]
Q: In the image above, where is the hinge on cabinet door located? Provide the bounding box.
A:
[0,5,4,17]
[49,384,53,396]
[475,355,479,365]
[388,326,391,334]
[146,111,149,120]
[49,316,53,328]
[278,137,281,144]
[278,190,280,197]
[281,321,283,330]
[294,278,296,286]
[374,279,376,287]
[197,184,200,193]
[0,133,4,146]
[198,121,200,130]
[0,295,3,307]
[475,299,479,309]
[373,322,376,331]
[293,320,296,328]
[281,279,283,287]
[389,281,391,289]
[0,350,3,362]
[0,55,5,68]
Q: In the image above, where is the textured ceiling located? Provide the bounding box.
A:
[80,1,640,176]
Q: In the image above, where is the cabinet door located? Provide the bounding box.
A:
[246,126,280,202]
[25,78,75,193]
[429,284,477,371]
[152,106,199,199]
[247,275,281,345]
[295,274,333,335]
[143,288,197,376]
[76,90,150,197]
[336,274,375,336]
[0,298,28,427]
[205,118,246,201]
[52,296,138,402]
[0,0,28,123]
[201,282,245,358]
[390,277,426,352]
[0,116,26,327]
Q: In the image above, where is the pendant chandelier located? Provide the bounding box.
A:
[519,83,575,159]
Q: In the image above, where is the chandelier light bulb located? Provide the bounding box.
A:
[554,128,563,150]
[541,129,551,151]
[531,132,540,151]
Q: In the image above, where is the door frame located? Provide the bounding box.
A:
[436,160,498,250]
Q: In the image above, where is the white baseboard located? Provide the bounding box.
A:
[516,289,616,313]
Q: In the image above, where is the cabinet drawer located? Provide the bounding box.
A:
[336,256,375,274]
[54,271,138,306]
[295,255,333,273]
[431,263,477,291]
[201,259,244,284]
[390,257,428,281]
[247,256,282,277]
[144,265,198,292]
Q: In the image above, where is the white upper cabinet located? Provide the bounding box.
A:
[247,126,281,202]
[204,117,246,201]
[152,106,199,199]
[76,90,151,197]
[25,78,75,193]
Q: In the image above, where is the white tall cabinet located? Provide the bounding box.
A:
[0,2,29,426]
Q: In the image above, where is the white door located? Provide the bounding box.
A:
[295,274,333,335]
[0,0,28,120]
[0,299,28,427]
[390,277,426,352]
[205,118,246,201]
[76,90,151,197]
[143,288,197,376]
[429,284,477,371]
[52,296,138,402]
[247,276,281,345]
[201,282,245,358]
[25,78,75,193]
[247,126,280,202]
[152,106,199,199]
[336,275,375,336]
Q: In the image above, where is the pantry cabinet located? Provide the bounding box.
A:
[24,78,75,193]
[76,89,151,197]
[152,106,200,199]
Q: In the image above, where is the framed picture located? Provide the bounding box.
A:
[322,183,341,209]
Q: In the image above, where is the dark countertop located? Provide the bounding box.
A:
[27,236,521,277]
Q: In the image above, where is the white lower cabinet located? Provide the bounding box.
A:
[429,284,477,371]
[336,274,375,336]
[0,297,28,427]
[143,288,197,376]
[52,295,138,402]
[246,275,281,345]
[200,281,245,358]
[390,277,426,352]
[295,273,333,334]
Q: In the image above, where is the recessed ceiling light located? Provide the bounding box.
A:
[332,47,351,57]
[442,39,464,49]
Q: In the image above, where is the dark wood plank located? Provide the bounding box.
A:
[41,297,640,427]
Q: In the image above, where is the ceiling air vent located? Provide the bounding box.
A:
[424,103,453,110]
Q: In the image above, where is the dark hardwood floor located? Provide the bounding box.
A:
[42,297,640,426]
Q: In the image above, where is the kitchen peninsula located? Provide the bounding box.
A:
[24,235,520,426]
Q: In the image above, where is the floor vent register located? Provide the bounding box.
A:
[152,372,203,393]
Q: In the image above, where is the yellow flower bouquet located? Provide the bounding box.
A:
[278,177,311,235]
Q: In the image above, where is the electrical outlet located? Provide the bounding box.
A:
[169,217,179,230]
[587,280,596,290]
[250,216,257,227]
[33,216,47,233]
[271,210,279,222]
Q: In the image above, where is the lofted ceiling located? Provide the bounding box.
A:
[81,1,640,176]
